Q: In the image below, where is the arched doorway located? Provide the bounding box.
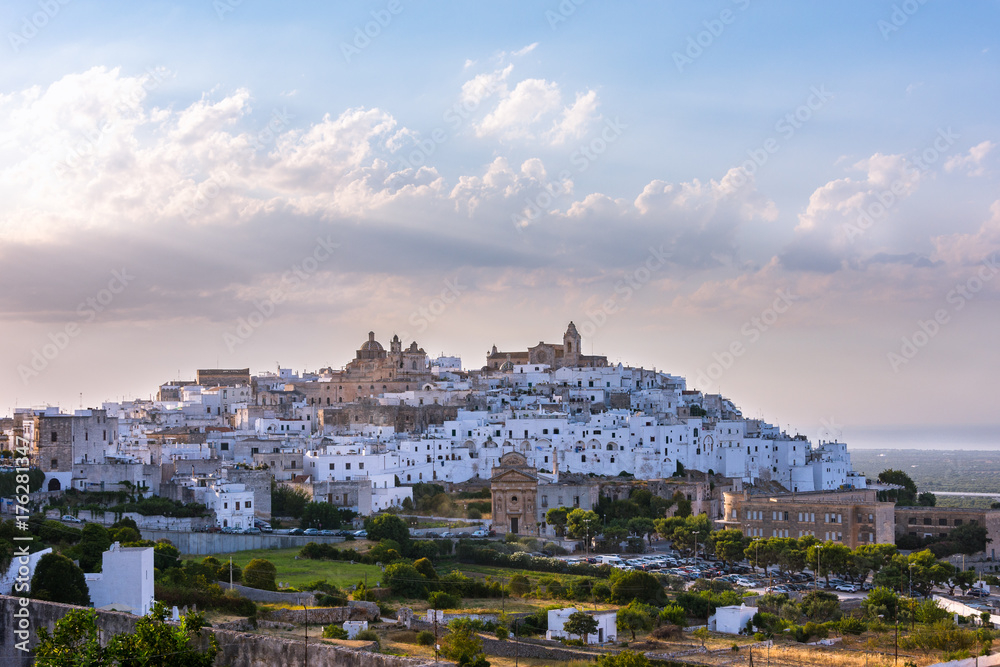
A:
[47,478,61,492]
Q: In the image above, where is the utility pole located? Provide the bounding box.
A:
[229,556,233,589]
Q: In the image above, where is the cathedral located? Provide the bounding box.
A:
[485,322,608,371]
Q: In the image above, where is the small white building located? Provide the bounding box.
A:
[546,607,617,644]
[85,542,155,615]
[708,604,758,635]
[343,621,369,638]
[205,482,255,530]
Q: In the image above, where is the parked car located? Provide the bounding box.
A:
[440,531,454,538]
[835,583,859,593]
[303,528,320,536]
[288,528,304,535]
[967,588,990,598]
[61,515,83,523]
[353,529,368,538]
[243,527,261,535]
[471,529,489,538]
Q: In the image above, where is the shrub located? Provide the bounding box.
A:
[355,629,380,646]
[416,630,435,646]
[428,591,460,609]
[242,559,277,591]
[651,624,682,640]
[839,616,867,635]
[323,625,349,639]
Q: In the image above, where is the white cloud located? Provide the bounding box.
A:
[944,140,995,176]
[477,78,562,140]
[544,89,600,145]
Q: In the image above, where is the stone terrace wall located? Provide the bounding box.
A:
[479,635,597,662]
[0,596,439,667]
[219,582,317,606]
[264,601,379,624]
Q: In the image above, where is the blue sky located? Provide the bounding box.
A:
[1,0,998,446]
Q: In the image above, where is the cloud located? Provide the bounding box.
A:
[779,152,925,272]
[463,58,600,146]
[944,140,995,176]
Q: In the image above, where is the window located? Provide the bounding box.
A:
[908,517,916,524]
[51,458,58,468]
[220,442,229,451]
[346,463,351,470]
[246,501,251,508]
[235,502,241,510]
[224,502,228,509]
[924,518,932,525]
[939,518,948,526]
[359,462,364,470]
[329,463,335,470]
[51,431,58,443]
[955,519,963,526]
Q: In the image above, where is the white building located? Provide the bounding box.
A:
[546,607,617,644]
[204,482,255,530]
[708,604,758,635]
[85,543,155,615]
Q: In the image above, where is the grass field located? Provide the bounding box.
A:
[186,547,384,590]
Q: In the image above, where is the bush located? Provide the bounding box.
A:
[355,629,380,646]
[428,591,460,609]
[243,559,277,591]
[839,616,867,635]
[323,625,349,639]
[651,624,682,640]
[416,630,435,646]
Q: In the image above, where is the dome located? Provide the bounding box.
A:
[361,331,384,352]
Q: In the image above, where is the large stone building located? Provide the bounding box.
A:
[720,488,895,548]
[281,332,435,406]
[26,408,118,491]
[895,506,1000,560]
[486,322,608,371]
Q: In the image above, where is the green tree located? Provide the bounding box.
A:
[950,523,990,555]
[917,491,937,507]
[508,574,531,597]
[710,529,747,566]
[441,618,490,667]
[154,541,181,570]
[627,517,657,544]
[75,522,112,572]
[545,507,569,538]
[563,611,599,640]
[384,562,428,598]
[413,557,438,580]
[877,469,919,505]
[301,501,343,530]
[365,513,411,550]
[616,600,657,640]
[31,553,90,605]
[35,604,217,666]
[861,586,899,619]
[566,508,600,544]
[598,650,650,667]
[271,481,310,518]
[243,558,278,591]
[692,626,709,648]
[800,590,841,622]
[610,570,665,605]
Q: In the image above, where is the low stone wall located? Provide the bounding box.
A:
[141,529,345,555]
[479,635,597,662]
[219,582,317,606]
[0,596,441,667]
[263,602,379,625]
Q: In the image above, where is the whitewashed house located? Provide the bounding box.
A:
[546,607,617,644]
[85,543,155,615]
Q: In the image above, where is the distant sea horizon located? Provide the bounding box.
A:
[837,424,1000,451]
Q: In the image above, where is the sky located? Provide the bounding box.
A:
[1,1,998,448]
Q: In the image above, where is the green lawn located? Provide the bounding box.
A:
[186,547,384,590]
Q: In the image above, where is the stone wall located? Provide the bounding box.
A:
[479,635,597,662]
[139,529,344,554]
[219,582,316,606]
[263,601,379,624]
[0,596,440,667]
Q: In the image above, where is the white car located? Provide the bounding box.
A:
[472,530,489,537]
[835,583,859,592]
[62,515,83,523]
